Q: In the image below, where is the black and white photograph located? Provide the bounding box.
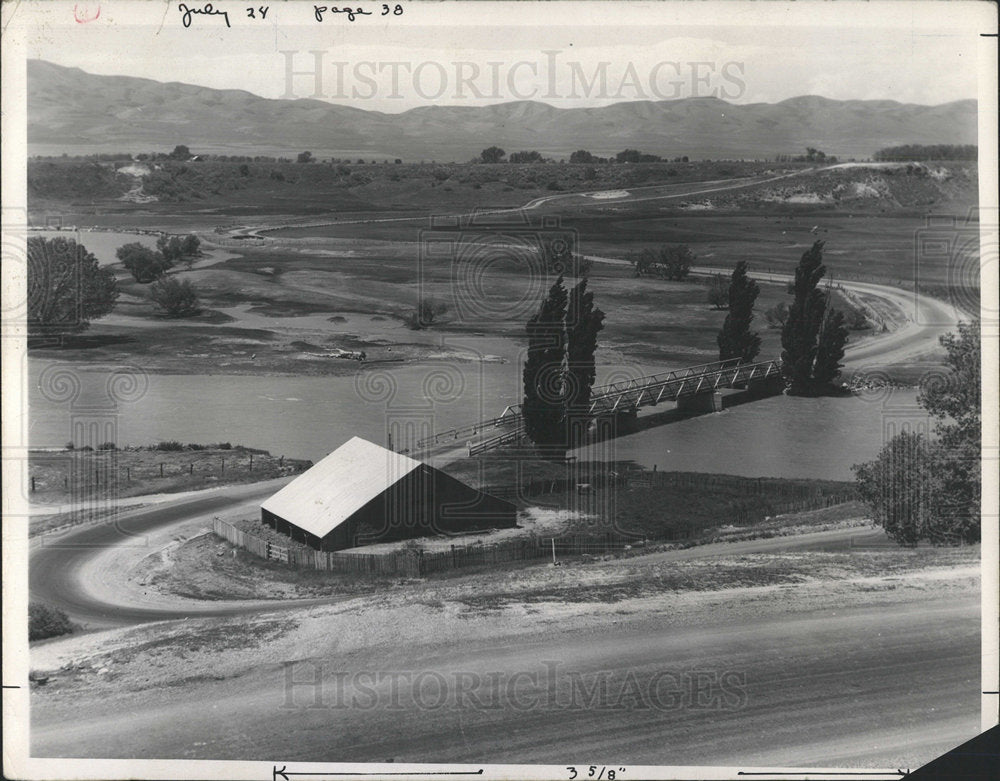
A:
[2,1,997,778]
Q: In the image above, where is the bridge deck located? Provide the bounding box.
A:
[416,358,783,456]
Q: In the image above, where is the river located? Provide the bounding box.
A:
[26,359,930,481]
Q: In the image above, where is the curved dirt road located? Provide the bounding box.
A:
[29,479,337,629]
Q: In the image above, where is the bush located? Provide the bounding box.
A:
[764,302,789,328]
[156,440,185,451]
[630,245,695,281]
[149,277,200,317]
[29,602,74,641]
[706,274,729,309]
[404,299,449,330]
[97,441,117,451]
[117,242,171,283]
[65,442,75,451]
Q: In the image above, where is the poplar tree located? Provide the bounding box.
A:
[566,278,606,438]
[717,261,761,363]
[523,276,568,447]
[781,241,832,392]
[813,307,849,384]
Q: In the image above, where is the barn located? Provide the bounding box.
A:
[260,436,517,551]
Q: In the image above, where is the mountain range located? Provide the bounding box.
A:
[27,59,978,161]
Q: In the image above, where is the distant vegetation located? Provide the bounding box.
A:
[24,156,824,206]
[874,144,977,161]
[117,234,200,282]
[117,242,170,282]
[774,148,838,164]
[404,298,448,330]
[629,245,695,281]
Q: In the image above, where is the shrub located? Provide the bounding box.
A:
[156,440,185,451]
[65,442,75,451]
[149,277,200,317]
[29,602,74,641]
[706,274,729,309]
[117,242,171,283]
[97,441,117,451]
[764,302,789,328]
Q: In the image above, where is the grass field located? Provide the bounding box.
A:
[28,445,311,507]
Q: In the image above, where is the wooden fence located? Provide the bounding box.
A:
[212,518,642,577]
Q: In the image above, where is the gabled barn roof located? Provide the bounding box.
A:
[261,436,421,539]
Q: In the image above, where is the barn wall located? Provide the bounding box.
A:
[318,465,516,551]
[431,468,517,532]
[264,463,518,553]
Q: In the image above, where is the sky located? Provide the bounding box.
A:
[6,0,990,112]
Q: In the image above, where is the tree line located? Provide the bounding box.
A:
[479,147,689,165]
[873,144,977,161]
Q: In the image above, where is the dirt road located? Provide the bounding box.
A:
[31,588,979,767]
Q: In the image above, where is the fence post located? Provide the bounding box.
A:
[160,463,164,478]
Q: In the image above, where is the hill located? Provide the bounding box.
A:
[28,60,977,161]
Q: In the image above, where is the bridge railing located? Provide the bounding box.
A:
[419,358,783,454]
[588,359,782,414]
[588,358,742,399]
[468,426,525,456]
[415,411,523,450]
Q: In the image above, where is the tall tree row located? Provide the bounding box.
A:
[717,261,761,363]
[523,276,605,451]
